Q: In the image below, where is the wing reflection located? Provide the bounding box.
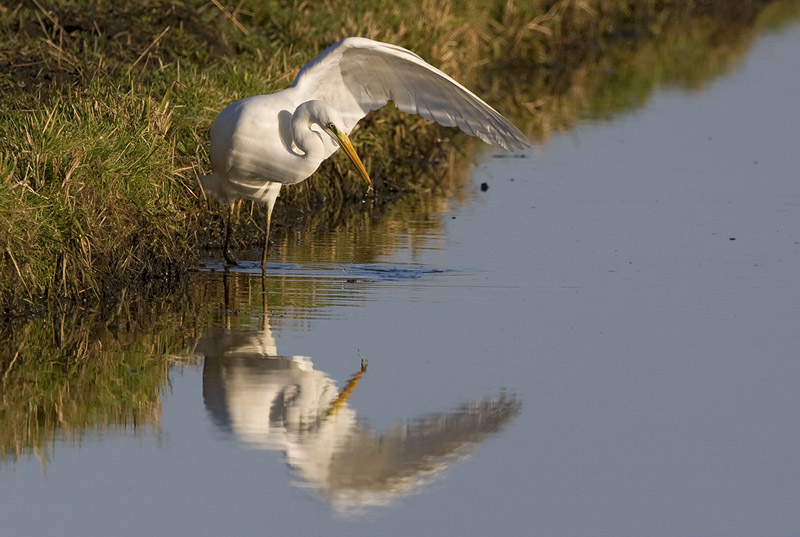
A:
[196,286,520,514]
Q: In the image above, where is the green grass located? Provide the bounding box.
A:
[0,0,797,313]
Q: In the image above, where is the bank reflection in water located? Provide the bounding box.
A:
[196,284,519,514]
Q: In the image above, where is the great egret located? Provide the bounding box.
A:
[198,315,520,513]
[201,37,529,267]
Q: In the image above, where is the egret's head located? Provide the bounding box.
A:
[302,100,372,188]
[322,121,372,187]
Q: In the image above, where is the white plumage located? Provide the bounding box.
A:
[293,37,529,149]
[201,37,529,267]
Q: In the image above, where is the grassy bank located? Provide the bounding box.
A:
[0,0,796,312]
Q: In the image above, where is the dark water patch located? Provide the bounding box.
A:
[197,260,303,273]
[344,264,456,283]
[199,260,457,284]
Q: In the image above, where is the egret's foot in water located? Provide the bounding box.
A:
[224,250,238,267]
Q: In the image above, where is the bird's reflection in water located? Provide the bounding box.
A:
[197,274,520,514]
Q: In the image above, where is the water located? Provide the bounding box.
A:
[3,23,800,537]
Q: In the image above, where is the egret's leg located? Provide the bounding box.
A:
[260,204,272,270]
[261,183,281,271]
[223,203,237,266]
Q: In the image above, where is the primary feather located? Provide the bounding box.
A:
[292,37,529,151]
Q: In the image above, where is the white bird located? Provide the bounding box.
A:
[200,37,529,267]
[199,328,520,514]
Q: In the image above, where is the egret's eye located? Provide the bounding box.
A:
[328,122,337,133]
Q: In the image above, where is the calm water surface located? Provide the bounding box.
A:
[4,23,800,537]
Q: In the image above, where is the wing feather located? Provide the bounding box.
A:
[291,38,529,151]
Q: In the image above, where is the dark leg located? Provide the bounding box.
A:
[223,203,237,266]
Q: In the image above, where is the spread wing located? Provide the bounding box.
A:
[291,37,529,151]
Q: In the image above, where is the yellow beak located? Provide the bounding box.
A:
[332,128,372,187]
